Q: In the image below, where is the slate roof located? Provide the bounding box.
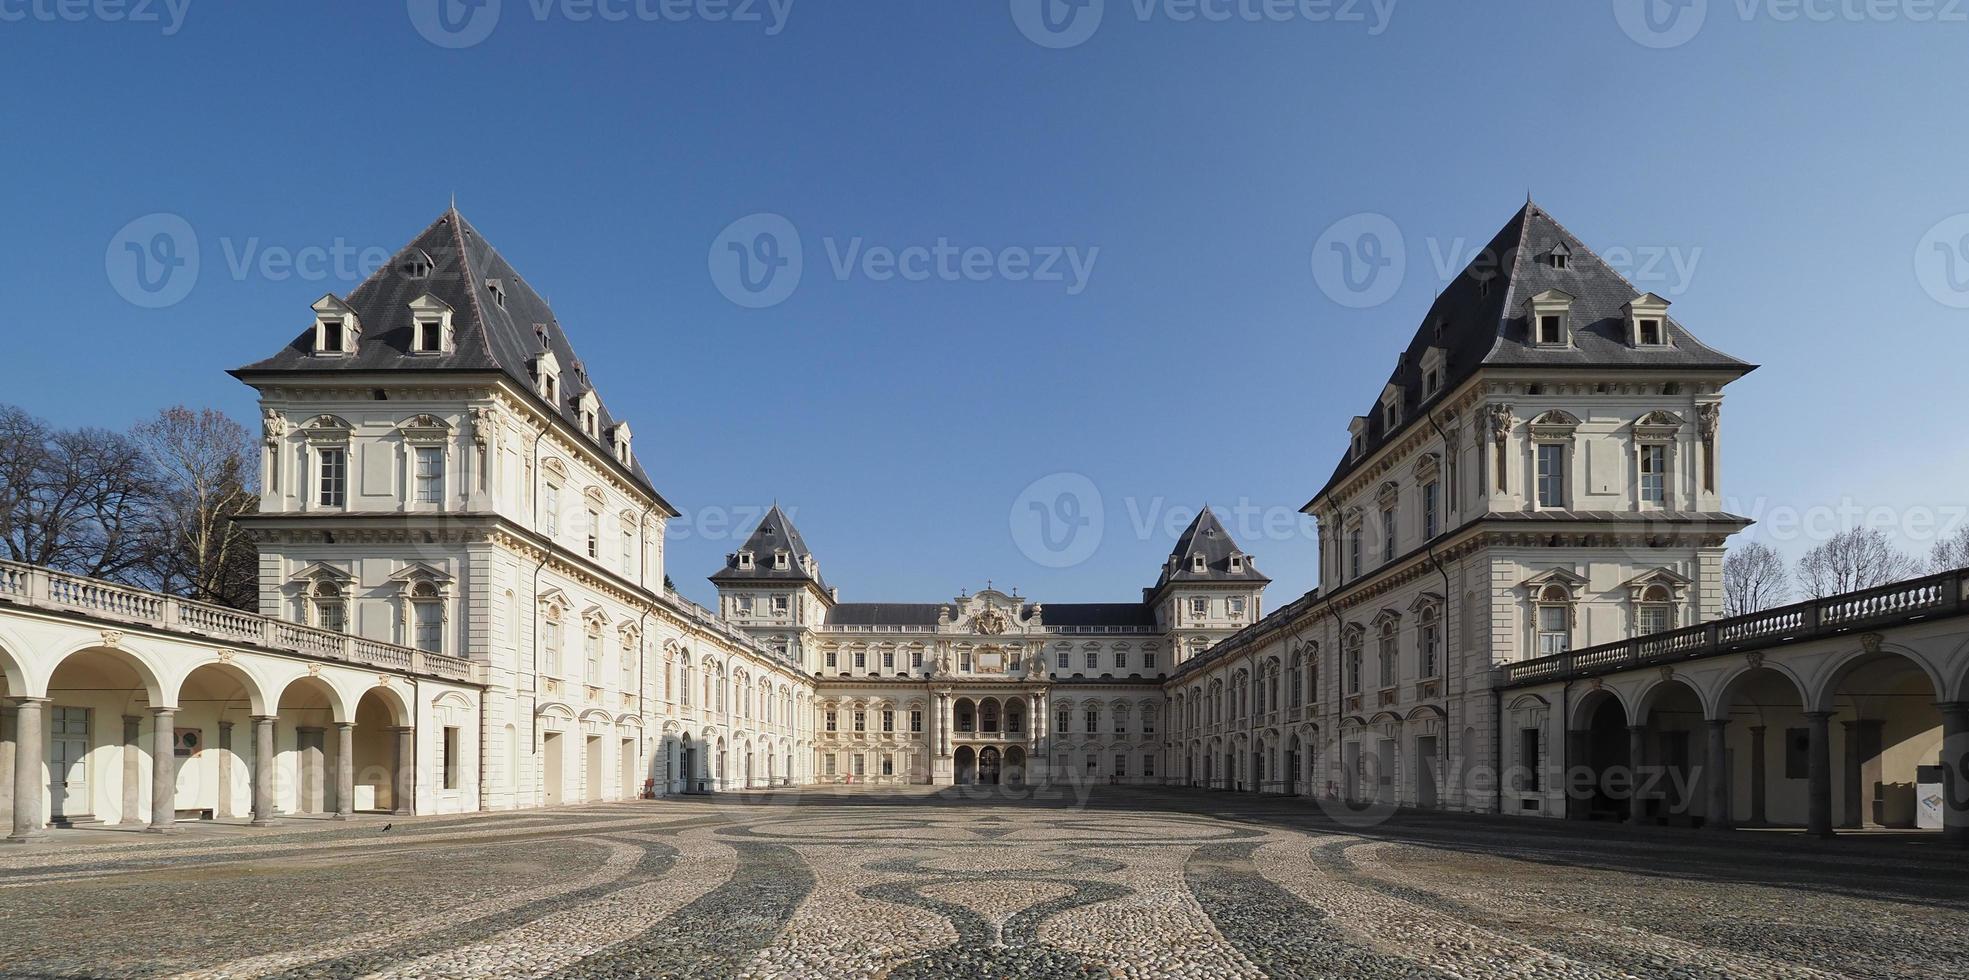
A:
[1150,508,1270,594]
[710,505,830,589]
[230,207,671,512]
[822,601,1156,628]
[1308,202,1754,509]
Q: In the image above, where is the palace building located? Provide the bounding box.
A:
[5,202,1966,843]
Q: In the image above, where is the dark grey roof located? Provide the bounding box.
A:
[1150,508,1270,594]
[1041,603,1157,628]
[710,505,829,589]
[822,601,1155,628]
[1309,202,1754,509]
[1171,588,1322,681]
[826,603,943,626]
[230,207,671,513]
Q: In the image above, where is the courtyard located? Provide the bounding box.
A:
[0,788,1964,979]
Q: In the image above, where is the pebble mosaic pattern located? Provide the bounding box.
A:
[1,787,1965,979]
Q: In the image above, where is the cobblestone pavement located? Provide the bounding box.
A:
[3,787,1967,979]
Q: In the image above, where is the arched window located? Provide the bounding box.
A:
[1418,605,1441,678]
[410,581,444,653]
[311,579,347,633]
[1637,584,1674,635]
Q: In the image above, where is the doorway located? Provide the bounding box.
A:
[49,707,89,821]
[978,747,1002,785]
[1415,736,1440,809]
[542,732,564,806]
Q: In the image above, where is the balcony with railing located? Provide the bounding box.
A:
[1497,567,1969,689]
[0,559,482,684]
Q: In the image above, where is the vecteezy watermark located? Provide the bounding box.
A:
[1915,213,1969,309]
[0,0,191,34]
[708,212,1100,308]
[1311,211,1705,309]
[1011,0,1396,49]
[1615,0,1967,49]
[106,213,399,309]
[667,502,795,543]
[1011,472,1106,569]
[408,0,792,49]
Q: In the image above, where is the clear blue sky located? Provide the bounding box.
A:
[4,2,1966,609]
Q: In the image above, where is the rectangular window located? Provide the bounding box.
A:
[882,650,895,670]
[621,647,635,693]
[1537,605,1571,656]
[959,651,972,672]
[1639,318,1663,345]
[737,596,755,616]
[544,484,560,536]
[1190,597,1208,617]
[853,651,866,670]
[824,754,837,776]
[544,620,564,675]
[1057,651,1070,668]
[1639,604,1671,635]
[910,650,923,669]
[1785,728,1810,779]
[1115,651,1129,669]
[1084,709,1098,734]
[882,710,895,733]
[1115,753,1128,777]
[1421,622,1439,677]
[585,633,602,685]
[1640,444,1666,505]
[1057,709,1070,733]
[772,595,790,615]
[1085,651,1098,669]
[1382,506,1397,562]
[1536,444,1566,509]
[1423,482,1439,538]
[414,446,443,504]
[852,754,865,776]
[882,756,894,776]
[824,650,838,670]
[585,510,601,559]
[824,710,837,733]
[317,448,347,507]
[1144,653,1158,670]
[413,601,442,653]
[621,530,635,575]
[1348,531,1363,579]
[853,710,867,732]
[1144,755,1156,777]
[910,710,923,733]
[1521,728,1541,792]
[1228,596,1246,617]
[443,727,460,790]
[1538,314,1563,344]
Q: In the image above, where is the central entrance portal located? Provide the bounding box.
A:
[978,747,1002,785]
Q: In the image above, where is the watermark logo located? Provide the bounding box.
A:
[1011,472,1105,569]
[1915,213,1969,309]
[0,0,191,34]
[105,213,199,309]
[1312,212,1405,309]
[1011,0,1105,48]
[408,0,502,49]
[1614,0,1708,48]
[709,212,804,309]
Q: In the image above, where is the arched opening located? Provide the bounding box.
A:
[353,688,411,814]
[978,746,1002,785]
[1005,745,1026,786]
[584,728,606,802]
[954,745,976,785]
[678,733,697,795]
[1005,699,1025,735]
[1573,690,1630,821]
[979,698,1000,734]
[953,699,976,735]
[1714,667,1810,828]
[275,677,343,818]
[1823,650,1944,832]
[1634,680,1707,826]
[1285,735,1301,796]
[177,662,263,823]
[44,647,165,827]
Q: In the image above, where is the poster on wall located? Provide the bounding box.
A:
[174,728,202,758]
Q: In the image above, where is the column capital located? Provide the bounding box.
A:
[334,720,356,730]
[1934,701,1969,716]
[149,705,175,717]
[7,696,50,707]
[1803,710,1836,720]
[252,714,278,724]
[1706,717,1729,729]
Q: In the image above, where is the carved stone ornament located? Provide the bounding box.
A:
[100,629,124,648]
[376,675,392,688]
[1659,666,1675,683]
[974,606,1007,636]
[1860,633,1884,656]
[1697,403,1721,442]
[470,406,496,449]
[1486,403,1515,442]
[216,650,236,665]
[262,408,288,447]
[1745,651,1764,670]
[1586,677,1604,692]
[307,663,323,678]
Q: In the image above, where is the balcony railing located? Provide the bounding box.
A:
[0,559,481,684]
[1498,567,1969,688]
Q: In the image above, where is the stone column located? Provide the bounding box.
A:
[1565,730,1590,820]
[6,699,46,843]
[0,703,13,827]
[1704,719,1730,831]
[1939,702,1969,846]
[334,723,355,819]
[1627,725,1648,825]
[1806,711,1834,839]
[147,707,177,834]
[391,726,416,815]
[1747,726,1768,826]
[251,715,277,827]
[218,723,236,811]
[123,716,143,822]
[1840,720,1863,829]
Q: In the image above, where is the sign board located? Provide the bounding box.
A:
[1917,765,1945,830]
[173,727,202,758]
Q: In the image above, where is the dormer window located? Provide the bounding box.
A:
[534,350,562,407]
[1528,289,1576,349]
[486,279,506,309]
[774,551,789,570]
[401,249,434,279]
[1549,243,1572,270]
[311,295,359,356]
[1348,416,1370,461]
[1624,293,1672,348]
[736,551,755,569]
[1228,554,1244,572]
[407,293,454,355]
[575,391,600,438]
[610,422,632,465]
[1191,555,1207,573]
[1380,383,1403,431]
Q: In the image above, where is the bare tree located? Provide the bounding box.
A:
[0,405,160,581]
[1796,528,1921,599]
[1722,541,1791,616]
[1929,524,1969,574]
[132,406,260,609]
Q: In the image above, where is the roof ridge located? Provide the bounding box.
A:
[448,207,503,375]
[1489,202,1537,348]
